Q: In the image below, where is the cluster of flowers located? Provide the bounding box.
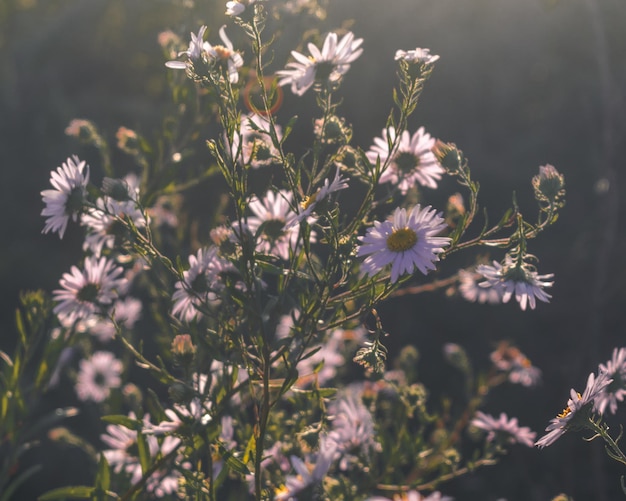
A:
[32,1,578,499]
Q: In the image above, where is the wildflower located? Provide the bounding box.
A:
[277,31,363,95]
[357,204,450,283]
[476,256,554,311]
[327,393,381,470]
[394,47,440,65]
[532,163,565,206]
[458,268,503,305]
[293,168,349,223]
[101,412,159,485]
[471,411,536,447]
[167,26,243,84]
[165,25,208,69]
[230,113,282,167]
[226,0,258,16]
[171,247,232,322]
[245,190,315,260]
[41,156,90,239]
[75,351,123,402]
[53,256,126,327]
[275,437,336,500]
[366,126,445,194]
[535,371,612,448]
[594,347,626,415]
[490,342,541,387]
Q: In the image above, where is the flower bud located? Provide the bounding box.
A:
[171,334,196,366]
[433,140,461,172]
[532,164,565,205]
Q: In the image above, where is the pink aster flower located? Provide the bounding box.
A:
[277,31,363,96]
[366,126,445,194]
[41,155,90,239]
[75,351,123,402]
[476,255,554,311]
[594,347,626,415]
[535,371,612,448]
[471,411,536,447]
[53,256,127,327]
[357,204,450,283]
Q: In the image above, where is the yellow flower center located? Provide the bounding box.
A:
[386,227,418,252]
[556,392,582,419]
[301,193,318,211]
[213,45,232,60]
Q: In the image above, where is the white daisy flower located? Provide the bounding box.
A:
[476,256,554,311]
[75,351,123,402]
[171,247,232,323]
[277,31,363,96]
[535,371,612,448]
[471,411,536,447]
[245,190,315,260]
[229,113,282,168]
[394,47,440,65]
[458,268,503,304]
[594,347,626,415]
[357,204,450,283]
[366,126,445,194]
[41,155,90,239]
[206,25,244,84]
[165,25,208,69]
[53,256,127,327]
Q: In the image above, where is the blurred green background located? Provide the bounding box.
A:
[1,0,625,499]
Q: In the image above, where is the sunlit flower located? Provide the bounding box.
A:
[277,31,363,95]
[165,25,208,69]
[357,204,450,283]
[53,256,127,327]
[458,268,503,305]
[490,342,541,387]
[327,393,381,470]
[171,247,232,322]
[226,0,259,16]
[101,412,159,485]
[476,256,554,311]
[366,127,445,194]
[532,163,565,205]
[166,25,243,84]
[244,190,315,260]
[535,371,612,448]
[293,167,349,223]
[274,437,337,500]
[594,347,626,415]
[471,411,536,447]
[41,155,90,239]
[394,47,440,65]
[75,351,123,402]
[230,113,282,167]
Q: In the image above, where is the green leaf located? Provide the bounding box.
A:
[281,115,298,143]
[0,464,41,501]
[136,430,151,475]
[95,454,110,492]
[38,486,94,500]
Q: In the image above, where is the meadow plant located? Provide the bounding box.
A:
[6,1,625,500]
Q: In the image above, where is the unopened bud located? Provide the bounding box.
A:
[532,164,565,205]
[433,140,461,172]
[171,334,196,365]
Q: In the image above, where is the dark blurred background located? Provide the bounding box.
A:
[1,0,625,499]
